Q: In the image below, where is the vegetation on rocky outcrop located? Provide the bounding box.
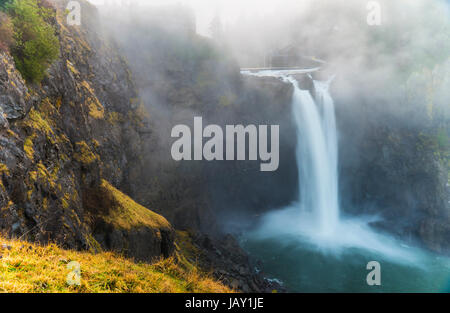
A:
[86,179,175,261]
[2,0,59,83]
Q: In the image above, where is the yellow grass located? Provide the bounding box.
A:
[74,141,99,165]
[0,235,232,293]
[98,179,171,230]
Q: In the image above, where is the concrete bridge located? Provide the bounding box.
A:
[240,67,321,75]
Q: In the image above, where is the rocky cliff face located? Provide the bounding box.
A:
[336,81,450,254]
[0,1,283,291]
[0,1,174,261]
[340,121,450,253]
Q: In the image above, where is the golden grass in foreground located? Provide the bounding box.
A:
[0,236,232,293]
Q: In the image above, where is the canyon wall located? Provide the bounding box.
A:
[0,1,174,260]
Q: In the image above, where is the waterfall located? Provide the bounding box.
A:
[241,69,424,266]
[288,76,339,235]
[241,69,339,235]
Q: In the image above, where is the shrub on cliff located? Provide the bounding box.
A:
[0,12,13,52]
[6,0,59,83]
[0,0,13,10]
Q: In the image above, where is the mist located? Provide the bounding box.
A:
[88,0,450,234]
[92,0,450,138]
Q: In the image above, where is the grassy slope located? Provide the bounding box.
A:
[0,181,231,293]
[0,233,232,293]
[98,179,171,231]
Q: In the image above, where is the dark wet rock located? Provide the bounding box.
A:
[192,233,285,293]
[0,53,30,120]
[337,80,450,254]
[0,109,8,129]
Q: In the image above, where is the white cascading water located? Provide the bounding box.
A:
[288,76,339,235]
[241,69,339,235]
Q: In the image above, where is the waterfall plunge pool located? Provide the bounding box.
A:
[240,206,450,293]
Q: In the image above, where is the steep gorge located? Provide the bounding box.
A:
[0,0,286,292]
[0,1,175,260]
[0,0,448,294]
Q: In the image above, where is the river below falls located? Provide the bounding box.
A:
[240,224,450,293]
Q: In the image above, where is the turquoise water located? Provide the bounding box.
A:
[241,231,450,293]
